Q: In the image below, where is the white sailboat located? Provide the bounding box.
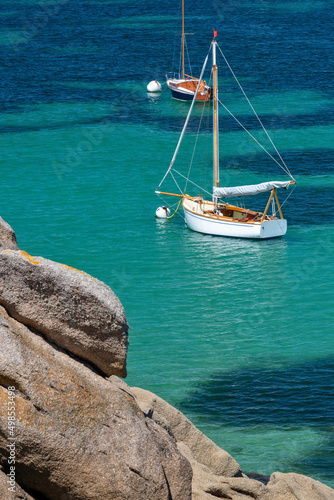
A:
[166,0,212,102]
[156,33,296,239]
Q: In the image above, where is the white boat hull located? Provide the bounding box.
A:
[182,198,287,239]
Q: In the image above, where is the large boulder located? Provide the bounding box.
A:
[130,386,242,478]
[0,249,128,377]
[0,217,18,250]
[264,472,334,500]
[181,460,334,499]
[0,305,192,499]
[126,386,334,500]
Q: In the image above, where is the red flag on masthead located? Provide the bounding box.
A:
[213,29,218,38]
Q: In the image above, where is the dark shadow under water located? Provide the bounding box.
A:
[178,356,334,482]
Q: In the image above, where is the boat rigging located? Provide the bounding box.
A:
[166,0,212,102]
[155,32,296,239]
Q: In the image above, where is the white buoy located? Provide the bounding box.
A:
[156,206,170,219]
[147,80,162,92]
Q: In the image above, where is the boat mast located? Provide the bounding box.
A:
[213,34,219,190]
[182,0,185,79]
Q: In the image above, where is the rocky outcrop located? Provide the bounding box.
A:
[189,470,334,499]
[0,468,34,500]
[0,305,192,499]
[115,384,334,500]
[0,216,334,500]
[0,249,128,377]
[263,472,334,500]
[0,217,18,250]
[130,386,242,478]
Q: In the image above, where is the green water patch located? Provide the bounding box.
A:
[0,120,171,189]
[177,355,334,485]
[149,89,334,121]
[124,222,333,482]
[0,10,19,18]
[247,1,329,13]
[50,81,115,90]
[218,170,334,190]
[1,0,61,3]
[203,424,329,484]
[214,123,334,158]
[2,101,331,183]
[51,46,107,55]
[123,219,334,469]
[167,122,334,188]
[221,90,334,118]
[104,12,213,30]
[0,102,114,131]
[292,174,334,188]
[105,14,178,30]
[52,80,144,93]
[0,30,29,47]
[80,0,141,3]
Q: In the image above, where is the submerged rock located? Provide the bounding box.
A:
[0,249,128,377]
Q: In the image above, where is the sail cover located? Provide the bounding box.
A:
[213,180,291,198]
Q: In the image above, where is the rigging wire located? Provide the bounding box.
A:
[201,70,214,190]
[157,40,296,215]
[170,170,184,195]
[184,96,209,194]
[175,0,182,77]
[173,169,212,197]
[156,193,185,221]
[278,184,296,210]
[170,3,181,79]
[217,43,295,180]
[217,98,291,174]
[184,36,192,76]
[178,35,182,76]
[157,52,210,189]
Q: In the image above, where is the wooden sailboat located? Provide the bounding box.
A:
[156,34,296,239]
[166,0,212,102]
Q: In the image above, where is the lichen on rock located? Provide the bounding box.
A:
[0,217,18,251]
[0,248,128,377]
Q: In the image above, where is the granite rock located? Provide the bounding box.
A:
[0,305,192,499]
[0,215,333,500]
[123,384,334,500]
[130,386,242,478]
[0,249,128,377]
[0,217,18,251]
[264,472,334,500]
[0,469,34,500]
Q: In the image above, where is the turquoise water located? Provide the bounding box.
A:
[1,0,333,488]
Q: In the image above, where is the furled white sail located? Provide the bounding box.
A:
[213,180,291,198]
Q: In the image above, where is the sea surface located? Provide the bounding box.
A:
[1,0,333,488]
